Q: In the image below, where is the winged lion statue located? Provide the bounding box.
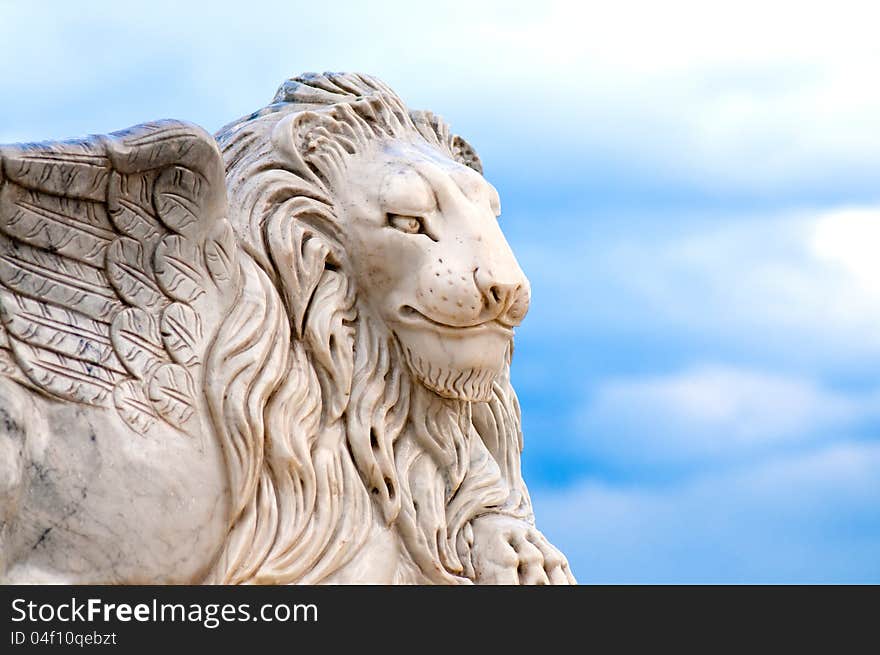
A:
[0,72,574,584]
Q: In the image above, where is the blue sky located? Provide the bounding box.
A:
[3,0,879,582]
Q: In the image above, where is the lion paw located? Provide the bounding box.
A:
[468,515,575,585]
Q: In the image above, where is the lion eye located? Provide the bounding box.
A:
[387,213,424,235]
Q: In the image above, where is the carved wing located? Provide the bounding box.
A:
[0,121,239,435]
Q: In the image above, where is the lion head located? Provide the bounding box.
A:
[205,73,532,584]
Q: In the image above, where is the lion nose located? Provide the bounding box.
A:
[474,266,530,326]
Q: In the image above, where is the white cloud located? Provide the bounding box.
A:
[4,1,880,192]
[812,207,880,295]
[631,208,880,360]
[591,365,861,443]
[532,441,880,582]
[577,364,878,466]
[515,205,880,370]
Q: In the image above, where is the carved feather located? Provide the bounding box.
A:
[113,378,158,435]
[153,235,205,303]
[160,302,201,368]
[154,165,209,236]
[204,221,238,285]
[148,363,196,431]
[0,290,123,373]
[0,232,122,321]
[106,237,166,311]
[6,339,122,406]
[110,307,165,379]
[0,137,110,200]
[106,170,163,245]
[0,184,114,266]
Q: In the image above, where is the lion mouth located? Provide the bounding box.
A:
[397,305,513,336]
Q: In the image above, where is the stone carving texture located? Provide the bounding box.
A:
[0,73,574,584]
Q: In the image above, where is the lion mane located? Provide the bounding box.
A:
[203,73,533,584]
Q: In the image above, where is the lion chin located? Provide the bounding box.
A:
[401,346,500,402]
[391,320,514,403]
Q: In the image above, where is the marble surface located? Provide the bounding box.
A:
[0,72,574,584]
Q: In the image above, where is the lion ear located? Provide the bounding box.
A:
[450,135,483,175]
[274,111,334,173]
[409,110,484,175]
